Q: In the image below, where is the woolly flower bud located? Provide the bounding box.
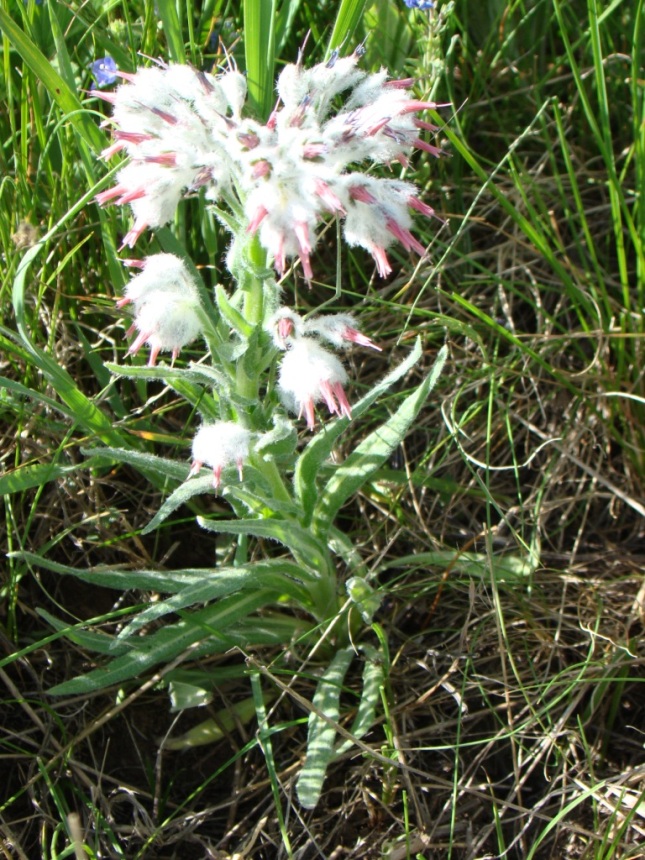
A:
[278,339,352,430]
[266,308,305,348]
[189,422,252,488]
[119,253,203,366]
[303,314,382,351]
[267,308,380,353]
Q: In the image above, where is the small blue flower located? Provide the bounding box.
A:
[90,56,118,88]
[403,0,434,8]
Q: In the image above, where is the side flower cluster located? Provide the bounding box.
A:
[95,51,443,277]
[117,253,203,366]
[269,309,380,430]
[190,422,252,489]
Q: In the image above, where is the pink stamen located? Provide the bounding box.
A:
[300,253,313,282]
[125,323,137,338]
[236,458,245,481]
[212,465,223,489]
[196,71,215,93]
[114,131,155,144]
[414,118,439,132]
[397,100,441,115]
[366,116,392,136]
[120,258,145,268]
[266,110,278,130]
[115,296,132,308]
[294,223,313,281]
[116,70,137,83]
[302,397,316,430]
[120,219,148,249]
[385,218,426,256]
[274,235,286,276]
[150,106,178,125]
[246,205,269,235]
[117,187,147,204]
[91,90,117,105]
[148,345,161,367]
[319,380,339,415]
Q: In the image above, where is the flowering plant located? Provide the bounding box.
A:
[45,45,448,807]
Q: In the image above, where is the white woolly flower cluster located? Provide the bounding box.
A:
[117,253,203,366]
[95,51,443,276]
[268,308,380,429]
[190,422,252,489]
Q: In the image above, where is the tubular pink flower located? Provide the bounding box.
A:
[385,217,427,256]
[315,180,346,214]
[294,222,314,281]
[348,185,378,205]
[121,220,149,249]
[246,205,269,234]
[370,245,392,278]
[101,142,125,160]
[412,137,443,157]
[408,195,436,218]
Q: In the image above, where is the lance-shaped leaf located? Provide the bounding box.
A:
[294,339,424,526]
[197,516,333,579]
[114,561,312,641]
[334,646,384,756]
[313,345,448,535]
[296,647,355,809]
[47,589,276,696]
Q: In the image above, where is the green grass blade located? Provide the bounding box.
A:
[243,0,277,120]
[157,0,186,63]
[326,0,368,57]
[0,7,104,153]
